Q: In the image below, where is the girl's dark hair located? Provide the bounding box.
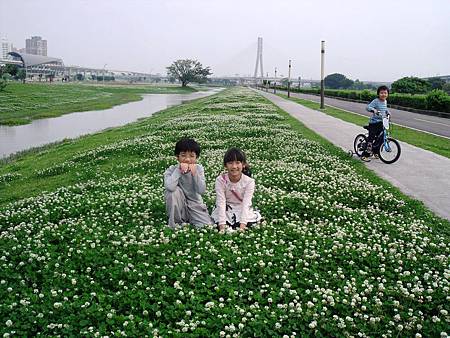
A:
[223,147,252,177]
[174,138,201,157]
[377,85,390,95]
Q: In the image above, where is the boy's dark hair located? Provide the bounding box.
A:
[174,138,201,157]
[223,147,252,177]
[377,85,390,95]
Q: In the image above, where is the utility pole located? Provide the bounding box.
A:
[103,63,107,85]
[288,60,291,98]
[320,41,325,109]
[274,67,277,94]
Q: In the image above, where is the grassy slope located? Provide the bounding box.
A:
[0,82,196,125]
[0,100,189,205]
[278,94,450,159]
[1,89,447,228]
[0,88,448,337]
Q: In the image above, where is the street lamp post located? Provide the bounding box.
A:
[274,67,277,94]
[288,60,291,98]
[320,41,325,109]
[149,68,153,83]
[103,63,107,85]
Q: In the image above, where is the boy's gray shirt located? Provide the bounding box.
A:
[367,98,388,124]
[164,164,206,203]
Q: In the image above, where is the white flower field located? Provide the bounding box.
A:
[0,88,448,337]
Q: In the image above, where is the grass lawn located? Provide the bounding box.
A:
[0,82,196,125]
[0,88,448,337]
[278,94,450,159]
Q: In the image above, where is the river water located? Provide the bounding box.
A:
[0,88,222,159]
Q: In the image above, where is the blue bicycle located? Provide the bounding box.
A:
[353,115,401,164]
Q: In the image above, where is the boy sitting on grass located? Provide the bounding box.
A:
[164,138,212,228]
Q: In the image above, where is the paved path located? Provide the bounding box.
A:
[257,90,450,221]
[273,89,450,138]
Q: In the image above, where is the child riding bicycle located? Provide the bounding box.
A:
[362,85,391,160]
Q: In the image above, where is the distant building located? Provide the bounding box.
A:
[25,36,47,56]
[1,37,12,60]
[11,47,27,54]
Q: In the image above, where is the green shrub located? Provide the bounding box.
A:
[425,89,450,112]
[324,89,334,96]
[291,85,448,112]
[0,76,7,92]
[347,91,360,100]
[299,88,320,95]
[442,83,450,95]
[360,90,376,101]
[389,93,427,110]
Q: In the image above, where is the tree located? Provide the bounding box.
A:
[443,82,450,95]
[0,66,6,91]
[3,64,18,77]
[324,73,354,89]
[16,68,26,83]
[352,79,365,90]
[391,76,431,94]
[427,77,446,90]
[166,59,212,87]
[0,75,7,91]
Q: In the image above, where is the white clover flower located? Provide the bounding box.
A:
[309,321,317,329]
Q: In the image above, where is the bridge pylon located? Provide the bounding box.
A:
[253,37,264,82]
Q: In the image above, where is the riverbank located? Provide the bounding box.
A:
[0,88,448,337]
[0,89,220,159]
[0,82,196,125]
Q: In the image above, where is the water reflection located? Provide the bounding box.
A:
[0,88,222,159]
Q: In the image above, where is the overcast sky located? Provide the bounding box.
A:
[1,0,449,82]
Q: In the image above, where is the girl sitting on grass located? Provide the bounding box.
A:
[212,147,262,232]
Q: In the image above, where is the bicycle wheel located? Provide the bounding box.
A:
[353,134,368,157]
[379,138,401,164]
